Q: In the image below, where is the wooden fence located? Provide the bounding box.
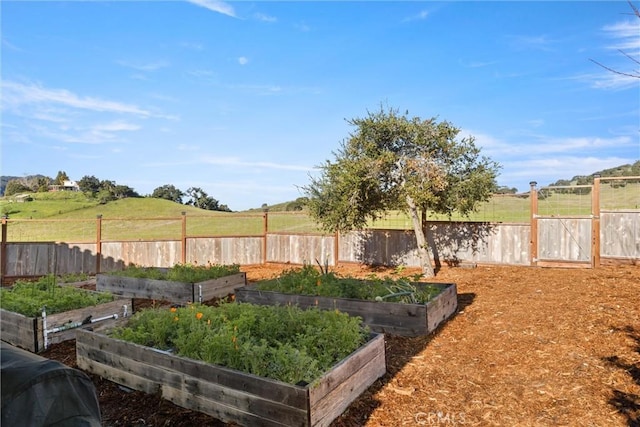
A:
[1,177,638,283]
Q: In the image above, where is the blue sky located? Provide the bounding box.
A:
[2,1,639,211]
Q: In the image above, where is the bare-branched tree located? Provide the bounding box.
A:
[589,1,640,79]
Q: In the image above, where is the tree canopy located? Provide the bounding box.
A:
[54,171,69,185]
[303,106,500,276]
[151,184,184,204]
[78,175,139,203]
[185,187,231,212]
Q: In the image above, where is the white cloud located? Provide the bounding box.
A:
[94,121,141,132]
[294,22,311,32]
[472,129,633,157]
[116,60,169,72]
[527,119,545,128]
[186,0,237,18]
[178,42,204,51]
[573,71,639,90]
[187,69,215,78]
[459,59,498,68]
[501,156,634,183]
[228,83,283,95]
[1,81,152,117]
[584,15,640,89]
[28,120,140,145]
[507,34,556,52]
[466,128,637,190]
[201,156,313,172]
[602,20,640,52]
[238,56,249,65]
[254,12,277,23]
[403,10,429,22]
[1,37,21,51]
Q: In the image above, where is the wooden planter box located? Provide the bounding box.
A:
[235,282,458,337]
[1,295,133,353]
[96,272,246,304]
[76,329,386,427]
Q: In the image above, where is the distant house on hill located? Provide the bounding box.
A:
[49,180,79,192]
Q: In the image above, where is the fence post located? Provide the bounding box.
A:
[530,181,538,266]
[262,212,268,265]
[334,229,339,266]
[95,215,102,274]
[181,212,187,265]
[1,217,7,285]
[592,177,601,268]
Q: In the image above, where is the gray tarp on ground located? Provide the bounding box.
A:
[1,341,101,426]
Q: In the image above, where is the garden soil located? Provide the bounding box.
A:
[42,263,639,427]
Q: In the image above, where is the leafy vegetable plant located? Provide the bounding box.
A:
[111,302,369,385]
[107,263,241,282]
[0,275,114,317]
[57,272,91,283]
[254,264,442,304]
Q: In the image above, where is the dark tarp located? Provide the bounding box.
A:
[1,341,101,426]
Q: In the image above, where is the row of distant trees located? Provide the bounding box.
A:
[3,172,232,212]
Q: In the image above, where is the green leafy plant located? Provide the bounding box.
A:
[57,272,91,283]
[111,302,369,385]
[254,265,443,304]
[107,263,240,282]
[0,275,114,317]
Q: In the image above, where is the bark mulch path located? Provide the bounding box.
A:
[42,263,640,426]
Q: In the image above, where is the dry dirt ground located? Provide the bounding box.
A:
[42,263,640,427]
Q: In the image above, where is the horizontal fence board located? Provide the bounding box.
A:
[188,237,262,265]
[2,213,638,280]
[266,234,335,265]
[101,241,182,270]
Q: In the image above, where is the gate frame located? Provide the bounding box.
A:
[529,176,630,269]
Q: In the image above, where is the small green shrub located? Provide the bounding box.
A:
[254,264,442,304]
[111,302,369,385]
[107,263,241,282]
[57,272,91,283]
[0,275,114,317]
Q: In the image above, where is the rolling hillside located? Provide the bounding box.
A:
[1,160,638,218]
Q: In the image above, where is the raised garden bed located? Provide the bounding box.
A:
[76,303,386,427]
[56,273,96,289]
[96,264,246,304]
[236,266,458,337]
[1,278,132,353]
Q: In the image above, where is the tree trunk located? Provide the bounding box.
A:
[406,195,435,277]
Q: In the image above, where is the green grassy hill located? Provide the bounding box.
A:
[0,192,234,220]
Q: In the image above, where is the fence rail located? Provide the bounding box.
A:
[1,177,638,282]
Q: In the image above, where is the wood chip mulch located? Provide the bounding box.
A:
[41,263,640,426]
